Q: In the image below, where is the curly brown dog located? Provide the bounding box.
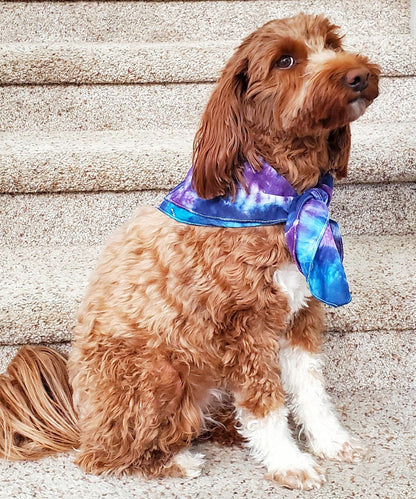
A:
[0,13,379,490]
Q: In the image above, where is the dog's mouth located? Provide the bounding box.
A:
[346,97,371,122]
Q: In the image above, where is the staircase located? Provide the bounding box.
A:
[0,1,415,497]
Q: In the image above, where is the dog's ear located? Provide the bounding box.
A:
[192,56,256,199]
[327,125,351,179]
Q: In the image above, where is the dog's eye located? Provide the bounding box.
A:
[276,55,296,69]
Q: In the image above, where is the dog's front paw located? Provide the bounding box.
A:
[171,450,205,478]
[266,456,326,490]
[312,435,367,463]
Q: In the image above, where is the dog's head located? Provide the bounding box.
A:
[192,13,380,197]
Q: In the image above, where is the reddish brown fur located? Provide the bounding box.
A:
[193,15,378,196]
[0,13,379,486]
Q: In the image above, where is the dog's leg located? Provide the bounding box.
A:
[236,405,326,490]
[226,324,326,490]
[71,340,204,478]
[279,298,366,462]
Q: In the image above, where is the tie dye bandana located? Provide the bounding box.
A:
[158,161,351,307]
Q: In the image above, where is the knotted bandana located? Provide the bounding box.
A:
[158,161,351,307]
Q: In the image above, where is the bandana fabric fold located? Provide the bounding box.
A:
[158,162,351,307]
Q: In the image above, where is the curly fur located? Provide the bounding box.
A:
[0,13,379,489]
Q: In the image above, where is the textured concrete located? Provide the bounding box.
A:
[0,387,413,498]
[1,123,415,194]
[0,77,412,133]
[0,0,410,44]
[1,34,415,85]
[1,236,414,346]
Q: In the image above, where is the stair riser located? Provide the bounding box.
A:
[1,331,414,397]
[1,123,415,194]
[1,329,414,396]
[0,1,409,44]
[1,184,414,248]
[2,235,414,345]
[0,78,411,133]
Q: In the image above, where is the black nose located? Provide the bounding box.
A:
[344,68,370,92]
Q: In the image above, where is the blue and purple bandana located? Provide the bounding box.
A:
[158,161,351,307]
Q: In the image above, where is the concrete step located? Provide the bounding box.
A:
[1,122,415,195]
[0,77,411,133]
[1,235,414,346]
[0,1,410,45]
[1,182,415,248]
[1,34,415,85]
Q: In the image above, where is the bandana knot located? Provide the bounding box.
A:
[158,161,351,307]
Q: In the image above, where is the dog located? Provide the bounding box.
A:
[0,13,379,490]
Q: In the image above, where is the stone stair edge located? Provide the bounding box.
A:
[0,234,414,346]
[1,34,415,85]
[1,121,415,194]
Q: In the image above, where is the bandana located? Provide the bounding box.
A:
[158,161,351,307]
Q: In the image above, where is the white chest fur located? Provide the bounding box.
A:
[273,263,311,315]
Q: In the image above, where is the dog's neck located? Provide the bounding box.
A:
[255,133,331,193]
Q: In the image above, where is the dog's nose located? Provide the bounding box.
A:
[344,68,370,92]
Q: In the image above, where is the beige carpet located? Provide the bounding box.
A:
[0,0,415,497]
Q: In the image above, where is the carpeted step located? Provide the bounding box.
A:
[0,342,71,374]
[1,182,414,248]
[0,340,414,497]
[1,35,415,85]
[1,329,414,395]
[0,388,413,498]
[0,0,410,45]
[1,235,414,346]
[0,77,412,133]
[0,123,415,195]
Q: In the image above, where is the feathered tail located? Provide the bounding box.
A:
[0,346,79,460]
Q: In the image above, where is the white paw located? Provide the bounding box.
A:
[173,450,205,478]
[267,453,326,490]
[311,434,367,463]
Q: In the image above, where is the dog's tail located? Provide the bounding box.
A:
[0,345,79,460]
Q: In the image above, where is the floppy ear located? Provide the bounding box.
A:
[192,55,257,199]
[327,125,351,179]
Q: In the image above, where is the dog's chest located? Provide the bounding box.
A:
[273,263,311,315]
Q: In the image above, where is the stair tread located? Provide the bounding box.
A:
[0,1,410,45]
[0,381,413,497]
[1,184,415,247]
[1,235,414,345]
[0,78,412,133]
[1,121,415,194]
[1,34,415,85]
